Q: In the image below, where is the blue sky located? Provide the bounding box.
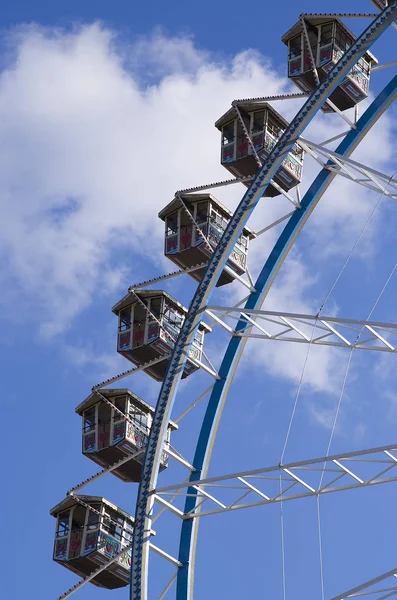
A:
[0,1,396,599]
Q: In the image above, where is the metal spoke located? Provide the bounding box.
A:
[157,572,178,600]
[189,357,220,380]
[174,384,214,423]
[149,544,182,568]
[255,210,296,236]
[372,59,397,71]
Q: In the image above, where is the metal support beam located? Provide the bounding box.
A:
[255,210,296,236]
[153,443,397,519]
[372,59,397,71]
[299,138,397,199]
[149,544,182,568]
[158,573,178,600]
[331,567,397,599]
[319,130,351,146]
[204,307,397,352]
[174,384,214,424]
[324,99,357,127]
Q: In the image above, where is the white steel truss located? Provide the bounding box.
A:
[203,307,397,353]
[299,138,397,200]
[331,567,397,600]
[153,443,397,519]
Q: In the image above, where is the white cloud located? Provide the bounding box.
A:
[0,22,394,409]
[0,23,290,337]
[127,28,209,78]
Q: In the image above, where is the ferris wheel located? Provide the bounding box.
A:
[52,3,397,600]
